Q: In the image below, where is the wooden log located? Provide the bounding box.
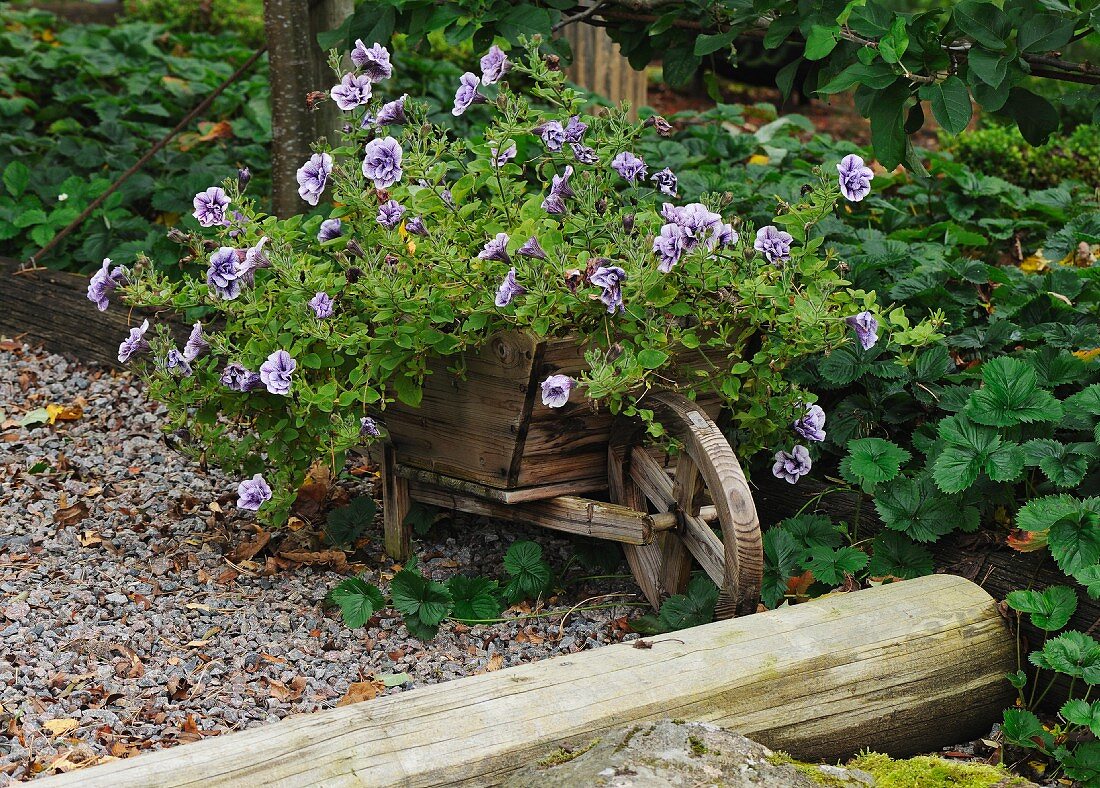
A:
[406,480,654,545]
[395,464,606,504]
[0,257,186,368]
[38,575,1015,787]
[381,443,412,561]
[563,22,647,116]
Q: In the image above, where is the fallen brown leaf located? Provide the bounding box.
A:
[42,719,79,737]
[277,549,348,571]
[53,502,89,527]
[337,679,385,706]
[482,654,504,673]
[46,403,83,424]
[228,529,271,563]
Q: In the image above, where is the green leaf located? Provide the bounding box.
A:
[1022,439,1092,489]
[805,546,869,585]
[404,501,441,536]
[913,345,951,382]
[658,574,718,629]
[967,46,1010,87]
[845,438,911,488]
[393,374,423,408]
[1001,708,1053,751]
[378,671,411,688]
[328,578,384,629]
[1031,630,1100,684]
[762,527,805,608]
[19,408,49,427]
[1006,87,1060,146]
[1058,741,1100,784]
[763,14,799,48]
[985,442,1025,483]
[1060,698,1098,730]
[874,475,974,543]
[878,17,909,64]
[868,80,909,169]
[1017,13,1074,54]
[954,1,1011,49]
[1049,507,1100,579]
[390,567,453,628]
[804,26,839,60]
[1006,586,1078,631]
[867,532,933,579]
[1075,565,1100,601]
[3,161,29,198]
[694,30,736,57]
[324,496,377,548]
[502,540,551,602]
[446,575,503,622]
[637,348,669,369]
[919,76,972,135]
[819,344,873,385]
[661,46,701,89]
[817,62,898,95]
[780,514,843,551]
[965,357,1063,427]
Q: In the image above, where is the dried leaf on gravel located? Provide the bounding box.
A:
[19,408,49,427]
[481,654,505,673]
[53,501,89,527]
[42,719,79,737]
[278,549,348,571]
[337,679,385,706]
[227,529,270,563]
[46,403,83,424]
[264,676,307,702]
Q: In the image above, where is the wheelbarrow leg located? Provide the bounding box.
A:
[381,444,412,561]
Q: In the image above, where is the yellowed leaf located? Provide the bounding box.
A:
[747,153,769,166]
[1019,252,1050,273]
[483,653,504,672]
[337,680,385,706]
[1074,348,1100,362]
[46,403,83,424]
[43,718,79,737]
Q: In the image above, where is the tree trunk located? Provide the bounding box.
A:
[564,23,647,116]
[309,0,353,145]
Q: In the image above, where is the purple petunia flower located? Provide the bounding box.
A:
[296,153,333,207]
[846,312,880,350]
[772,445,812,484]
[351,41,392,82]
[376,94,408,125]
[308,292,335,318]
[715,223,739,248]
[237,474,272,511]
[237,167,251,190]
[754,225,793,264]
[117,319,150,364]
[570,143,599,165]
[405,216,427,236]
[542,165,574,215]
[535,121,566,152]
[362,137,403,189]
[236,236,271,286]
[360,417,382,438]
[183,322,209,362]
[541,374,574,408]
[590,265,627,314]
[220,362,263,392]
[87,258,128,312]
[480,45,511,84]
[376,199,405,230]
[259,350,296,396]
[651,167,678,197]
[164,347,192,377]
[494,267,525,307]
[318,218,343,243]
[563,116,587,144]
[491,143,517,168]
[793,404,826,442]
[207,247,242,300]
[662,203,724,253]
[452,72,487,116]
[837,153,874,202]
[192,186,230,227]
[479,233,511,264]
[518,236,547,261]
[653,223,686,273]
[611,152,647,184]
[330,72,372,111]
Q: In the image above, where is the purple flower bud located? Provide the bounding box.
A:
[362,136,403,189]
[227,210,249,240]
[330,72,373,111]
[376,94,408,125]
[653,223,685,273]
[452,72,487,116]
[183,322,209,362]
[318,218,343,243]
[491,142,517,168]
[611,151,647,184]
[237,473,272,511]
[350,41,392,82]
[541,374,574,408]
[535,121,566,152]
[837,153,874,202]
[376,199,405,230]
[570,143,599,165]
[405,216,428,236]
[542,165,575,214]
[542,193,566,215]
[164,347,192,377]
[793,404,826,442]
[494,267,525,307]
[650,167,678,197]
[772,445,812,484]
[518,236,547,260]
[296,153,333,207]
[479,232,511,264]
[590,265,627,314]
[622,214,636,234]
[221,362,263,392]
[259,349,296,396]
[846,311,880,350]
[86,257,128,312]
[563,115,588,144]
[117,319,150,364]
[346,240,366,260]
[480,45,511,85]
[754,225,793,264]
[309,292,335,318]
[192,186,230,227]
[360,417,382,438]
[237,167,251,190]
[441,189,455,209]
[206,247,242,300]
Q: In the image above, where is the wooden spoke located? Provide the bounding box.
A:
[608,392,763,618]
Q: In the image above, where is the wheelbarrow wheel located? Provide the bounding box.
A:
[608,391,763,619]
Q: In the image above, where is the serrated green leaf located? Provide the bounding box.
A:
[914,345,952,382]
[503,540,551,602]
[325,496,377,548]
[1059,741,1100,783]
[658,574,717,629]
[845,437,911,488]
[329,578,384,629]
[390,567,453,627]
[867,532,933,579]
[1001,708,1053,750]
[1049,506,1100,579]
[1032,630,1100,684]
[1007,586,1077,631]
[446,575,503,622]
[985,442,1025,483]
[874,475,972,542]
[965,357,1063,427]
[780,514,842,551]
[1075,566,1100,601]
[3,161,29,198]
[805,546,869,585]
[762,528,805,608]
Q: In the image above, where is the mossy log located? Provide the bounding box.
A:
[38,574,1014,787]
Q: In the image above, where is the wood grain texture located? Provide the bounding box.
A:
[563,23,647,117]
[395,464,606,504]
[381,443,412,561]
[37,575,1015,788]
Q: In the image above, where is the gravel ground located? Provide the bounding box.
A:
[0,342,641,782]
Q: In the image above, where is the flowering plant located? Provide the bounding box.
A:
[104,36,923,524]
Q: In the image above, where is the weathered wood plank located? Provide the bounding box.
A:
[395,464,606,503]
[563,22,647,117]
[38,575,1015,787]
[381,443,412,561]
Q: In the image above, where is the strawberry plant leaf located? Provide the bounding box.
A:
[762,527,805,608]
[1049,507,1100,579]
[866,532,933,579]
[779,514,843,551]
[874,475,976,542]
[844,437,911,490]
[804,545,868,586]
[658,574,717,629]
[1006,586,1078,631]
[1057,741,1100,784]
[390,565,453,630]
[328,578,384,628]
[1075,566,1100,601]
[965,357,1063,427]
[1031,631,1100,683]
[1001,708,1053,751]
[503,540,551,602]
[446,575,503,622]
[325,496,377,548]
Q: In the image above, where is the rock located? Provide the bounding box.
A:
[504,720,873,787]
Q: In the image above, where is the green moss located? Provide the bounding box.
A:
[849,752,1032,788]
[688,735,708,756]
[765,752,852,787]
[613,726,641,754]
[537,738,600,768]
